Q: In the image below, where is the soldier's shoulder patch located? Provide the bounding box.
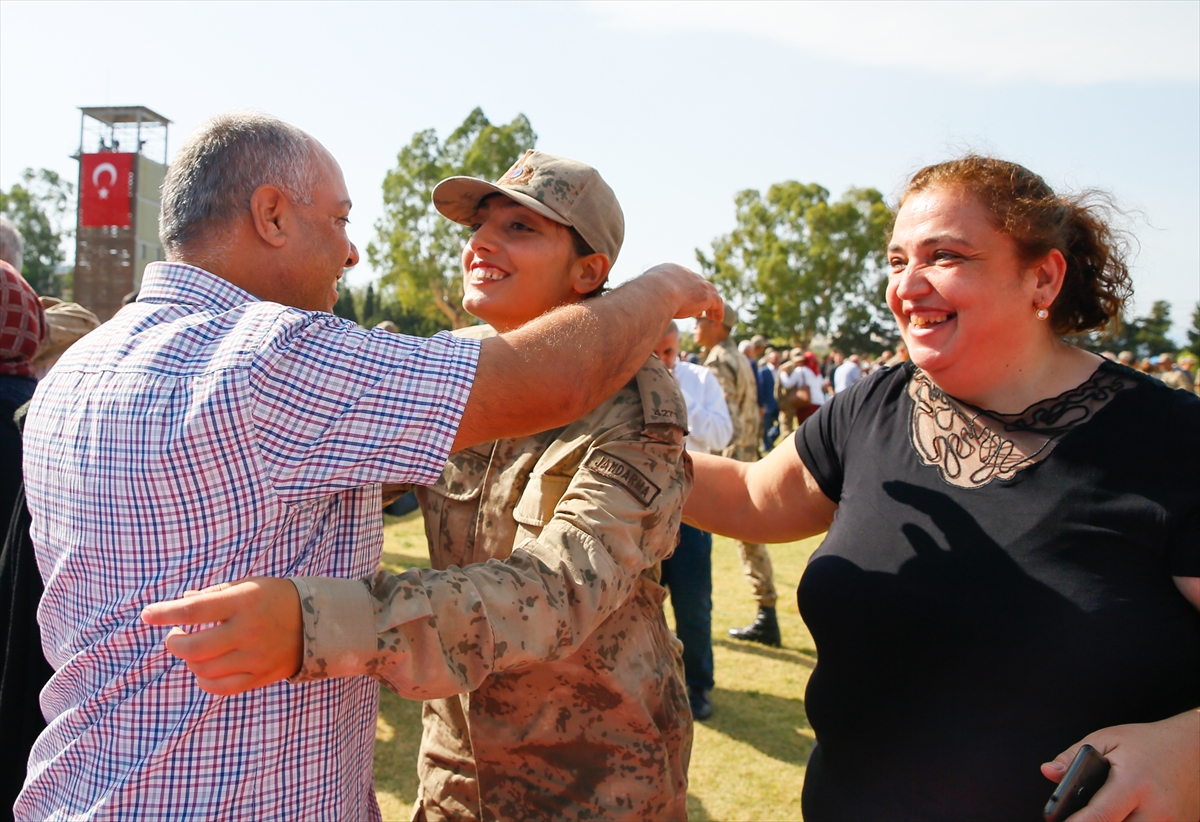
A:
[635,357,687,430]
[584,451,661,507]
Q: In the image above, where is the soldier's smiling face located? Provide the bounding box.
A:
[461,196,606,333]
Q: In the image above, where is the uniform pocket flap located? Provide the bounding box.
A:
[512,475,572,526]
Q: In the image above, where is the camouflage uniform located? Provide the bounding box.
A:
[292,354,693,821]
[703,339,777,609]
[1160,368,1195,394]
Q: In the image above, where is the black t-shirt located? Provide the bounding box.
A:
[795,361,1200,821]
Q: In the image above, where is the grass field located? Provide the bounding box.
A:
[372,509,824,821]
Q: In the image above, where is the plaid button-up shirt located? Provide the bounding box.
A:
[19,262,479,820]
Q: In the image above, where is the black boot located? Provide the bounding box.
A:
[728,606,781,647]
[689,687,713,721]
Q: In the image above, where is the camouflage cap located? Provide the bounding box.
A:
[432,150,625,265]
[721,300,738,330]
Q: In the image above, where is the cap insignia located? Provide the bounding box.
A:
[502,165,535,186]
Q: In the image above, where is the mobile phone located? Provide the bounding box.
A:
[1043,744,1111,822]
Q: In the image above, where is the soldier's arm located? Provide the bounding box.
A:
[143,417,688,698]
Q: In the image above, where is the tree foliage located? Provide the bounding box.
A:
[697,182,894,350]
[0,168,75,296]
[368,108,536,329]
[1188,303,1200,354]
[1065,299,1179,358]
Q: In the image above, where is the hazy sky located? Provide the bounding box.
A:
[2,0,1197,340]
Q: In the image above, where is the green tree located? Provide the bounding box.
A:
[1131,300,1176,357]
[1187,303,1199,354]
[697,183,893,348]
[361,283,379,327]
[369,108,536,329]
[0,168,75,296]
[332,281,358,324]
[1069,300,1181,358]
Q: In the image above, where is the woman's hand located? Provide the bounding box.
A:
[1041,709,1200,821]
[140,578,303,696]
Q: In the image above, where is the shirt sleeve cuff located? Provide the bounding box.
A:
[288,576,378,683]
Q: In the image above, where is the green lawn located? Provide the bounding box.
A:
[373,509,823,821]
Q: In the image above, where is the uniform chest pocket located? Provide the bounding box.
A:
[512,475,572,527]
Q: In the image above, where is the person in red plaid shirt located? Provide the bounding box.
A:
[1,251,44,526]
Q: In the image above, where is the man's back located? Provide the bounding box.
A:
[20,263,476,820]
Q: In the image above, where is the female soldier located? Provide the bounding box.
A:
[148,151,694,821]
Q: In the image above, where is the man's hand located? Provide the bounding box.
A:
[639,262,723,322]
[1040,710,1200,821]
[140,577,302,696]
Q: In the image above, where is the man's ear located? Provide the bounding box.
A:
[573,253,611,296]
[249,185,289,249]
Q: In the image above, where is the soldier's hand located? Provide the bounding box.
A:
[640,263,723,323]
[141,577,302,696]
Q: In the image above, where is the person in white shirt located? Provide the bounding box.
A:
[654,322,731,720]
[833,352,865,393]
[779,349,828,433]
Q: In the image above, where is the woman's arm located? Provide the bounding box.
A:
[683,432,837,543]
[1040,578,1200,821]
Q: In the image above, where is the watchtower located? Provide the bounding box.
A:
[73,105,171,321]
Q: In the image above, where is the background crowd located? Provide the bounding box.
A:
[5,196,1200,814]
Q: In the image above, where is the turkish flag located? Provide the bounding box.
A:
[81,153,134,228]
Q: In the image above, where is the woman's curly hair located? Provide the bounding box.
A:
[901,156,1134,334]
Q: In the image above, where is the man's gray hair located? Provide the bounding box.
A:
[0,215,24,271]
[159,111,321,254]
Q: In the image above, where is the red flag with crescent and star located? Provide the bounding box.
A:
[80,153,134,228]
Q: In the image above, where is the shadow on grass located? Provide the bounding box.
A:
[714,636,816,668]
[702,687,813,766]
[686,791,713,821]
[374,688,424,813]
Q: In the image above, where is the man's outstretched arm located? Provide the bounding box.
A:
[452,263,721,451]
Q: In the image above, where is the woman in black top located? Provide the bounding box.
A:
[686,156,1200,820]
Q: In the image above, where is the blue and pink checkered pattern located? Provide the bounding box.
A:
[18,262,479,820]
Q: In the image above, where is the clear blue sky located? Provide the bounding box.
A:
[2,0,1196,342]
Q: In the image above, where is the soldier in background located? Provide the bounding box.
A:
[696,303,781,647]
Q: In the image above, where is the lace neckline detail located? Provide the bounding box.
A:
[907,361,1133,489]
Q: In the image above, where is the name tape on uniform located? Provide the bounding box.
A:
[584,452,661,508]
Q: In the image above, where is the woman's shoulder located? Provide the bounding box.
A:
[1094,360,1200,441]
[829,360,914,412]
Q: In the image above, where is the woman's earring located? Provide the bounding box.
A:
[1036,308,1049,321]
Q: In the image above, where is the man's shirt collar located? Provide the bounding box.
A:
[137,262,262,313]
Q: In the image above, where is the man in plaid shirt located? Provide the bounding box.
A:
[17,112,720,820]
